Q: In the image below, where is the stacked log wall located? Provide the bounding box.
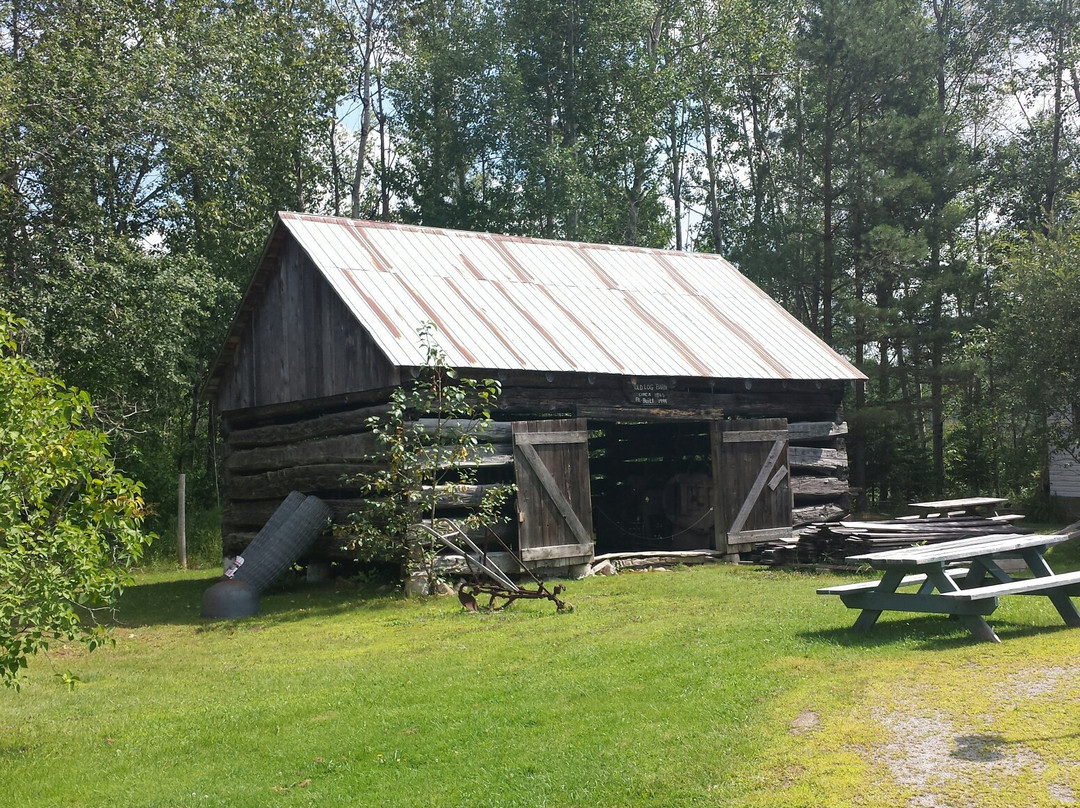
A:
[788,421,850,526]
[220,401,516,558]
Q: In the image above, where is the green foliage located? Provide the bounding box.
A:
[0,312,151,687]
[345,324,511,578]
[1,0,351,519]
[975,215,1080,496]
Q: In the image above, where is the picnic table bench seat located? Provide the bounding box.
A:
[936,569,1080,601]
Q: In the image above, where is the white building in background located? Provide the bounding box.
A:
[1050,448,1080,517]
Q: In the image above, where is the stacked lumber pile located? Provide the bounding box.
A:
[754,514,1031,567]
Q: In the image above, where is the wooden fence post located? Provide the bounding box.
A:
[178,473,188,569]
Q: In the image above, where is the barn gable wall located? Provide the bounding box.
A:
[217,240,398,411]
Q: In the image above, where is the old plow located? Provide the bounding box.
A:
[413,519,571,613]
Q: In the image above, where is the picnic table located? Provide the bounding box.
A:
[818,532,1080,642]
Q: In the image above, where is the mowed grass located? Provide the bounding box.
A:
[3,556,1080,808]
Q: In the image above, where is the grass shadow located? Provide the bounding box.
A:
[112,571,408,629]
[799,614,1077,650]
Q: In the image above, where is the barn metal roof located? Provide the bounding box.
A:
[272,212,865,381]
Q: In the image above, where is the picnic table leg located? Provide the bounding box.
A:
[926,566,1001,643]
[852,569,905,632]
[1021,548,1080,628]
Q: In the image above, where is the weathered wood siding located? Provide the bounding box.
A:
[1050,448,1080,516]
[788,421,850,526]
[219,399,518,558]
[712,418,792,551]
[512,418,594,570]
[217,241,398,411]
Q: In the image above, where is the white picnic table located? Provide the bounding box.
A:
[818,532,1080,642]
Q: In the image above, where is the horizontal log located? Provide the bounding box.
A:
[415,484,511,508]
[218,387,397,429]
[499,385,841,422]
[793,503,847,526]
[225,484,512,534]
[226,432,380,473]
[228,463,377,501]
[223,531,350,560]
[224,497,369,530]
[419,443,514,468]
[789,446,848,472]
[788,421,848,441]
[225,404,391,449]
[791,476,849,501]
[408,419,512,442]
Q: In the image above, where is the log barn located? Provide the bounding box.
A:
[205,212,866,575]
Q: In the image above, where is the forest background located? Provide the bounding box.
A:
[2,0,1079,545]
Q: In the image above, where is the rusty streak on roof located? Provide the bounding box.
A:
[223,212,866,383]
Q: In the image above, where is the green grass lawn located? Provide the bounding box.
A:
[3,558,1080,807]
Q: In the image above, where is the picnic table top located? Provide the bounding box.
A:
[846,532,1070,568]
[908,496,1008,511]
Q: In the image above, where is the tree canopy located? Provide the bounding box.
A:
[2,0,1078,514]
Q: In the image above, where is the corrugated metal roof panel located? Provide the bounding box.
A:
[277,212,865,381]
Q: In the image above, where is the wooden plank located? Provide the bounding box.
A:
[575,405,727,421]
[909,496,1007,510]
[513,431,589,445]
[848,533,1070,566]
[515,441,593,547]
[592,550,725,562]
[729,437,786,534]
[937,570,1080,600]
[720,429,789,444]
[768,467,788,491]
[838,590,998,615]
[519,542,595,562]
[728,526,793,545]
[501,385,843,422]
[710,421,727,553]
[818,568,971,595]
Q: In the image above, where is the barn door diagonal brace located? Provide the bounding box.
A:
[515,440,593,547]
[728,437,787,535]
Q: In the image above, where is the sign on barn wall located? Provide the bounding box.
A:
[711,418,793,551]
[512,418,595,568]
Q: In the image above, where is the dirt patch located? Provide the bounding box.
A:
[999,664,1080,700]
[790,710,819,734]
[873,692,1052,808]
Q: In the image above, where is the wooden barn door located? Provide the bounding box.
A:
[711,418,793,552]
[512,418,595,568]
